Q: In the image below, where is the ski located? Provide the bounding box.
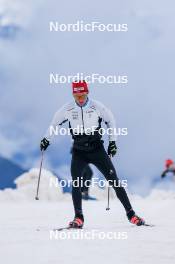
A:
[37,223,154,232]
[53,226,83,232]
[36,226,83,232]
[143,223,155,227]
[130,222,155,228]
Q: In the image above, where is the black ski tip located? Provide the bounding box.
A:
[53,226,83,232]
[143,223,155,227]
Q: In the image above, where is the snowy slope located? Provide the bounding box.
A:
[0,197,175,264]
[0,169,175,263]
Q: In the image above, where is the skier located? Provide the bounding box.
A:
[70,147,97,200]
[161,159,175,178]
[40,80,145,228]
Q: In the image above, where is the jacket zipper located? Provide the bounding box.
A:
[81,106,85,132]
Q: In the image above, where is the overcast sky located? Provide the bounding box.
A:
[0,0,175,194]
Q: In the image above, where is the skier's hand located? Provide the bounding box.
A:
[161,173,166,178]
[108,141,117,157]
[40,138,50,151]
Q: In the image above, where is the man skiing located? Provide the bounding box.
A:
[161,159,175,179]
[40,80,145,228]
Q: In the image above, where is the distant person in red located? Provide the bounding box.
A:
[161,159,175,178]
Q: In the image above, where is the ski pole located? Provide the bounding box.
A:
[106,155,112,211]
[35,150,44,200]
[106,184,110,210]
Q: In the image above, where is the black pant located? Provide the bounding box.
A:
[71,145,132,217]
[81,165,93,193]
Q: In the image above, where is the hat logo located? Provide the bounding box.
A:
[74,87,85,92]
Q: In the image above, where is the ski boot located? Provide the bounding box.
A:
[82,191,97,201]
[69,216,84,229]
[127,209,145,226]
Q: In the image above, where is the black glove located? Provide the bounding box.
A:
[108,141,117,157]
[161,172,166,178]
[40,138,50,151]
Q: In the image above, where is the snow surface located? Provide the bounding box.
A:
[0,169,175,264]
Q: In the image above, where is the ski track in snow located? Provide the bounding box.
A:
[0,198,175,264]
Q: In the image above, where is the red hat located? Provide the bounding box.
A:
[165,159,173,168]
[72,80,89,94]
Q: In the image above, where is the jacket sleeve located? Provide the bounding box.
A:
[94,100,117,142]
[44,104,68,141]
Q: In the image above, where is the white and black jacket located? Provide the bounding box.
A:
[45,98,117,150]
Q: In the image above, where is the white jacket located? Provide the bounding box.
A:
[45,98,117,142]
